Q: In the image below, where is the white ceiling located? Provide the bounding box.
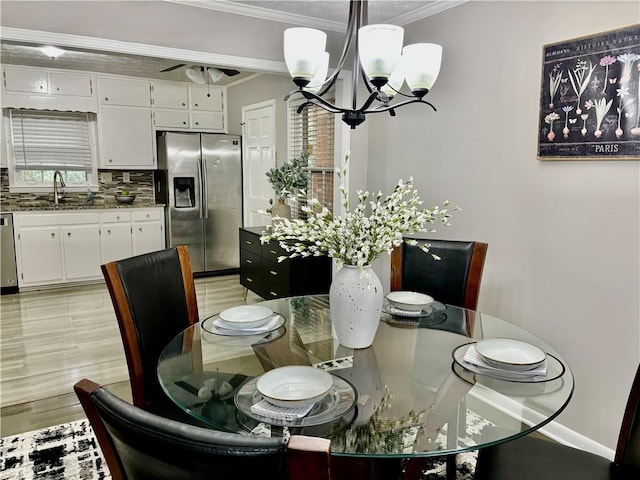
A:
[0,0,463,83]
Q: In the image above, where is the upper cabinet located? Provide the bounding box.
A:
[1,66,98,111]
[98,76,151,107]
[97,76,154,169]
[151,82,226,132]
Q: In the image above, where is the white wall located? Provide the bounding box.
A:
[227,73,292,166]
[368,1,640,450]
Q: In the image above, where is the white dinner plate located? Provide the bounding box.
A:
[475,338,547,369]
[256,366,334,408]
[385,291,434,311]
[218,305,274,328]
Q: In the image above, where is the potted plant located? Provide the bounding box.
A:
[265,152,309,220]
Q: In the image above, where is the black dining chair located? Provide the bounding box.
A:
[391,238,488,480]
[101,245,201,421]
[391,238,488,311]
[74,378,332,480]
[473,364,640,480]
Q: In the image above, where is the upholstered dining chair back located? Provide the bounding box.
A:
[390,238,488,310]
[74,378,332,480]
[101,245,199,413]
[474,364,640,480]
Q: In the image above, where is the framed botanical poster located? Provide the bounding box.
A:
[538,24,640,160]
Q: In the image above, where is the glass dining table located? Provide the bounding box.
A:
[157,295,574,460]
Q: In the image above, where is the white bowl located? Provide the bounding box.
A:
[475,338,547,370]
[386,291,434,311]
[256,366,333,408]
[218,305,273,329]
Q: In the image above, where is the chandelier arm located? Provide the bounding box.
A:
[362,98,438,114]
[356,90,385,113]
[315,0,359,98]
[289,90,345,113]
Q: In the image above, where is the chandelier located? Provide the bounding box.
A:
[283,0,442,129]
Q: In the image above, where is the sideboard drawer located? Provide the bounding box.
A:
[239,229,261,255]
[262,258,290,287]
[261,279,287,300]
[261,240,286,263]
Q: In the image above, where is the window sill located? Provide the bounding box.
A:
[9,185,99,194]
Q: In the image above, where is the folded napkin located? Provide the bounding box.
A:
[250,399,315,421]
[213,315,282,333]
[462,344,548,381]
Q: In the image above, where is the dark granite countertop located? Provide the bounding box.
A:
[1,202,164,212]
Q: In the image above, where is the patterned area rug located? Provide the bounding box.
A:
[0,419,477,479]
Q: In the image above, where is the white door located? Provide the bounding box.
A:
[242,100,276,227]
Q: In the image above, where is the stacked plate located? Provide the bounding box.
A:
[201,306,285,336]
[475,339,547,371]
[385,291,435,317]
[457,338,549,382]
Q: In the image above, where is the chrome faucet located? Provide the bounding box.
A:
[53,170,66,205]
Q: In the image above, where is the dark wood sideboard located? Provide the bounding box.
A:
[239,226,332,299]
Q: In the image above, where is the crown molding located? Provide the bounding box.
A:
[164,0,347,32]
[388,0,469,26]
[0,27,287,74]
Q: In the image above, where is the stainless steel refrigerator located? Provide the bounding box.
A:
[156,132,242,274]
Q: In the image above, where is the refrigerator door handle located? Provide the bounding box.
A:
[197,157,204,219]
[202,157,209,219]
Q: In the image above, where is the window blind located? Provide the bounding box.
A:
[288,99,335,212]
[10,109,92,171]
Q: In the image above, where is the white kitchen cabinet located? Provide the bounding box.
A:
[153,110,189,129]
[50,72,93,97]
[132,209,164,255]
[100,211,133,263]
[2,66,98,111]
[99,106,155,169]
[61,225,102,279]
[189,85,223,111]
[152,83,188,109]
[14,208,165,290]
[98,77,151,107]
[17,227,64,285]
[190,111,224,130]
[3,67,48,94]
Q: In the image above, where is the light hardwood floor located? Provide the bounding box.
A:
[0,275,261,437]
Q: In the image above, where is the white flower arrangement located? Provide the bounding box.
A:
[261,154,457,270]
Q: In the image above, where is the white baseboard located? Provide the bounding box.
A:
[538,420,615,461]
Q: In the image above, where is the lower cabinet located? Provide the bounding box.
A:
[239,226,332,299]
[14,208,164,289]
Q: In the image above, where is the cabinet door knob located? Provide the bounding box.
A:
[245,240,253,245]
[67,232,71,237]
[269,291,278,297]
[182,102,186,106]
[269,270,278,276]
[104,97,109,101]
[139,227,143,231]
[107,229,111,234]
[109,159,113,163]
[270,250,277,255]
[51,232,55,238]
[39,85,44,90]
[195,122,199,125]
[194,103,199,107]
[56,87,60,91]
[116,216,120,220]
[246,278,253,283]
[245,259,252,264]
[182,121,187,125]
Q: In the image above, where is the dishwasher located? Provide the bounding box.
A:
[1,213,18,294]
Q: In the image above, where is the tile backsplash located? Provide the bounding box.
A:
[0,168,155,208]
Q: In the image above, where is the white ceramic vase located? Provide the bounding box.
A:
[329,265,383,349]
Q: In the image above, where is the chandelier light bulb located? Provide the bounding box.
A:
[358,24,404,86]
[284,28,327,85]
[380,62,405,99]
[304,52,330,93]
[402,43,443,95]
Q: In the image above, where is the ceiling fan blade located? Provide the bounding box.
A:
[219,68,241,77]
[160,63,186,72]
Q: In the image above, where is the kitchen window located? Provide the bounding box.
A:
[288,98,336,216]
[5,108,98,192]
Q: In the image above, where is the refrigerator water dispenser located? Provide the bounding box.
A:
[174,177,195,208]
